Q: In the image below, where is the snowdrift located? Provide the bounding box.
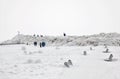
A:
[1,33,120,46]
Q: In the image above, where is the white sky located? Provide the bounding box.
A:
[0,0,120,42]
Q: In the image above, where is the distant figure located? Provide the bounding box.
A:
[33,34,36,37]
[34,41,37,46]
[105,45,107,48]
[41,42,46,47]
[83,51,87,55]
[63,33,66,36]
[26,43,29,45]
[40,35,43,37]
[68,60,73,65]
[103,48,109,53]
[106,48,109,53]
[64,62,69,68]
[37,35,39,37]
[39,42,42,47]
[109,54,113,61]
[104,54,113,61]
[90,47,92,50]
[104,44,108,48]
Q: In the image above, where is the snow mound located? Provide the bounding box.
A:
[1,33,120,46]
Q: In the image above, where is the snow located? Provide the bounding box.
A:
[1,32,120,46]
[0,45,120,79]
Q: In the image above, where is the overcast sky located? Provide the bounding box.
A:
[0,0,120,42]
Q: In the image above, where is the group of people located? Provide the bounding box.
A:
[64,59,73,68]
[34,41,46,47]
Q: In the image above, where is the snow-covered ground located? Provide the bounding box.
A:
[0,45,120,79]
[1,33,120,46]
